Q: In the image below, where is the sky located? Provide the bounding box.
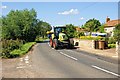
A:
[1,2,118,26]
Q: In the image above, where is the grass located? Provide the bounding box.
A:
[10,42,36,58]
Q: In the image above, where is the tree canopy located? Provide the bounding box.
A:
[35,20,51,38]
[98,24,105,33]
[83,18,101,35]
[113,24,120,42]
[2,9,51,42]
[65,24,76,38]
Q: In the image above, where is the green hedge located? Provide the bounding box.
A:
[35,36,48,42]
[108,44,116,48]
[80,36,104,40]
[10,42,36,58]
[108,37,116,44]
[2,39,24,58]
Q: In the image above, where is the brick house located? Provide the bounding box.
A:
[104,17,120,37]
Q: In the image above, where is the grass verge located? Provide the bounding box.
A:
[10,42,36,58]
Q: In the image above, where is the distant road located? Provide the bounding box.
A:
[2,41,119,78]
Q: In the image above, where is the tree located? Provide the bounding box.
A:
[74,31,85,38]
[113,24,120,43]
[66,24,76,38]
[2,9,51,41]
[2,11,22,40]
[84,18,101,35]
[98,24,105,33]
[35,20,51,38]
[2,9,38,42]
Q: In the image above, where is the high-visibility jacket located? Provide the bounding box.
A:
[58,33,68,41]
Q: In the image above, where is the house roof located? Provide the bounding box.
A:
[76,27,81,31]
[104,19,120,28]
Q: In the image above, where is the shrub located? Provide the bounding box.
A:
[35,36,48,42]
[74,32,85,38]
[80,36,93,40]
[108,44,116,48]
[2,39,24,58]
[108,37,116,44]
[80,36,103,40]
[79,36,110,41]
[10,42,36,58]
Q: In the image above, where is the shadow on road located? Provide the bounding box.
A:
[36,40,78,50]
[55,46,78,50]
[36,40,49,43]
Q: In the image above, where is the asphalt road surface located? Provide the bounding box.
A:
[2,41,119,78]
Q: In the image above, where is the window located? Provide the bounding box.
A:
[105,29,107,31]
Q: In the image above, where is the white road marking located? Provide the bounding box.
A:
[24,55,29,61]
[92,65,120,77]
[20,59,23,62]
[25,61,29,64]
[112,56,118,58]
[66,50,74,53]
[16,66,25,69]
[25,55,29,59]
[24,58,29,61]
[20,58,23,61]
[60,52,78,61]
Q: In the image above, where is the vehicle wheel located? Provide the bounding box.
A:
[53,39,58,49]
[50,38,53,47]
[67,39,74,49]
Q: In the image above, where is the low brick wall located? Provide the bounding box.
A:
[73,38,93,49]
[79,40,93,49]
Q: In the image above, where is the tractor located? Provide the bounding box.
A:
[49,26,74,49]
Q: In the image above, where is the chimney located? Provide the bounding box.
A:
[106,16,110,22]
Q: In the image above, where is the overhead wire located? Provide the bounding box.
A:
[80,2,98,13]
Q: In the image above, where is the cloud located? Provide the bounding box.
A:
[58,9,79,15]
[80,17,84,20]
[1,6,7,9]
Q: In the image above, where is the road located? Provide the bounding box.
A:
[2,41,119,78]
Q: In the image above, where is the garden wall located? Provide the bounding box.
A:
[73,38,94,49]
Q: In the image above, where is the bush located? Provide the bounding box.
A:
[2,39,24,58]
[108,44,116,48]
[10,42,36,58]
[79,36,109,41]
[108,37,116,44]
[35,36,48,42]
[80,36,102,40]
[74,32,85,38]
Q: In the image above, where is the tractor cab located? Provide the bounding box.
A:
[49,26,74,49]
[54,26,68,41]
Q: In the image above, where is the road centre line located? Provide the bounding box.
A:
[59,52,78,61]
[65,50,74,52]
[92,65,120,77]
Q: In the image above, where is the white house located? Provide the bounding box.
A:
[104,17,120,37]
